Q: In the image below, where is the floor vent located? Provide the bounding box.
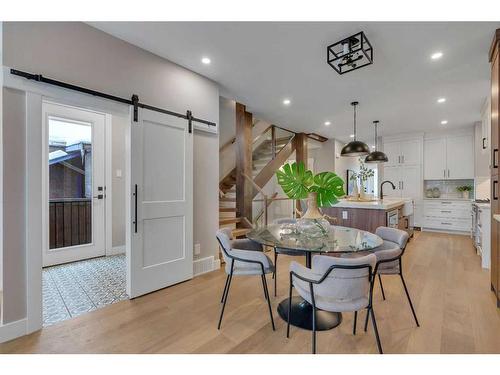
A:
[193,256,220,276]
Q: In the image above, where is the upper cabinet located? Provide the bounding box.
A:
[383,138,422,167]
[424,133,474,180]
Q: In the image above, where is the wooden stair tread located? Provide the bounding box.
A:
[231,228,252,237]
[219,217,242,225]
[219,207,237,212]
[220,197,236,202]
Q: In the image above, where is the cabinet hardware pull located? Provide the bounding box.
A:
[447,169,450,178]
[398,155,401,164]
[441,210,452,213]
[443,169,446,178]
[441,201,452,204]
[401,155,404,163]
[494,180,498,200]
[494,149,498,169]
[441,222,452,225]
[482,137,486,149]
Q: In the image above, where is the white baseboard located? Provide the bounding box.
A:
[193,256,220,277]
[106,245,125,256]
[0,318,27,343]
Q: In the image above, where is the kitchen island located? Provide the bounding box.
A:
[322,198,411,234]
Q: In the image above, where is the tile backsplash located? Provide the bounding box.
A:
[424,179,474,199]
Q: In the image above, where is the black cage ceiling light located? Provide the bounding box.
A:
[365,120,388,163]
[327,31,373,75]
[341,101,370,157]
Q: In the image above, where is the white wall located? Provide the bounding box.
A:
[111,115,128,249]
[2,22,220,324]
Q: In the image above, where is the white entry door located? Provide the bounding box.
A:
[128,108,193,298]
[43,102,106,267]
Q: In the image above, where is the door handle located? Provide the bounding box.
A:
[93,194,104,200]
[494,149,499,169]
[494,180,498,200]
[133,184,138,233]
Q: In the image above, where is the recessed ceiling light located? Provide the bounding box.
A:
[324,121,331,126]
[431,52,443,60]
[441,120,448,125]
[283,99,291,106]
[437,97,446,103]
[349,134,355,138]
[201,57,211,64]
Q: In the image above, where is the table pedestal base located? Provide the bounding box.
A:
[277,296,342,331]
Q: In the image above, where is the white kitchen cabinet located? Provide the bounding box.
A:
[401,165,421,199]
[423,200,472,233]
[446,134,474,179]
[382,166,402,198]
[383,141,402,166]
[424,133,474,180]
[382,164,421,199]
[424,137,447,179]
[383,139,421,167]
[400,140,422,166]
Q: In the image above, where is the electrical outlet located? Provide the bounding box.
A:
[342,210,348,219]
[194,243,201,255]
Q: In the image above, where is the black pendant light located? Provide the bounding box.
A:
[365,120,388,163]
[341,101,370,157]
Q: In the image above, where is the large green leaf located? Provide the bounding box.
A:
[276,162,313,199]
[309,172,345,207]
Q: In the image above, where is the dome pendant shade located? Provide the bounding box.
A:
[341,141,370,156]
[365,150,388,163]
[341,101,370,157]
[365,120,388,163]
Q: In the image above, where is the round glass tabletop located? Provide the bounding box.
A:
[246,224,383,254]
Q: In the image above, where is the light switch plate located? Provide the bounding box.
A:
[116,169,122,178]
[194,243,201,255]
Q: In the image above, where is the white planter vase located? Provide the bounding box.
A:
[462,191,469,199]
[297,192,330,238]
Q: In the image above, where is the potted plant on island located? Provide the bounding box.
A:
[276,161,345,237]
[456,185,473,199]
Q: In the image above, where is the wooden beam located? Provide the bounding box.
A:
[294,133,309,168]
[235,103,253,223]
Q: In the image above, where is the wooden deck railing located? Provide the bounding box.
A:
[49,198,91,249]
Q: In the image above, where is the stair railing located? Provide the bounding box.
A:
[243,173,270,226]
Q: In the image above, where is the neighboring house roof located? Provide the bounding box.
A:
[48,142,91,166]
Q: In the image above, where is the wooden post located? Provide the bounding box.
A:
[235,103,253,225]
[293,133,308,214]
[295,132,309,168]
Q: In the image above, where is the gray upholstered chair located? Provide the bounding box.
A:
[272,218,307,296]
[216,228,275,330]
[365,226,419,331]
[287,253,381,354]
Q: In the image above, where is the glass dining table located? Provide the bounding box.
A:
[246,224,383,332]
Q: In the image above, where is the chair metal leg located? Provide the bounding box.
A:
[274,252,278,297]
[364,308,370,332]
[287,273,293,338]
[220,274,230,303]
[309,283,317,354]
[261,274,276,331]
[217,273,233,329]
[353,311,358,335]
[378,274,386,301]
[400,273,420,327]
[370,307,383,354]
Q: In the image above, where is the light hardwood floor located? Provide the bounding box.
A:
[1,231,500,354]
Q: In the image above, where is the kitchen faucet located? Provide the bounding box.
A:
[380,180,396,200]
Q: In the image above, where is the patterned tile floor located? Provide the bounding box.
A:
[43,254,128,327]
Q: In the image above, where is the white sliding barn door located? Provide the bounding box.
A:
[128,108,193,298]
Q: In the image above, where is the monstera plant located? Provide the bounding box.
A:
[276,162,345,237]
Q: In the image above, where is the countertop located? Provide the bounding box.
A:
[423,198,473,202]
[333,198,406,210]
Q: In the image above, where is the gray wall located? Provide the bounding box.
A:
[2,22,220,324]
[2,88,27,324]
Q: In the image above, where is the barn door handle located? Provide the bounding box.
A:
[482,137,486,149]
[133,184,138,233]
[494,149,498,169]
[494,180,498,200]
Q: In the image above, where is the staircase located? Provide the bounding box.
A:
[218,126,295,238]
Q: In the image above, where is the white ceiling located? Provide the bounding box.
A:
[90,22,499,143]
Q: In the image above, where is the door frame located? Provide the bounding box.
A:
[3,66,131,335]
[41,101,109,267]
